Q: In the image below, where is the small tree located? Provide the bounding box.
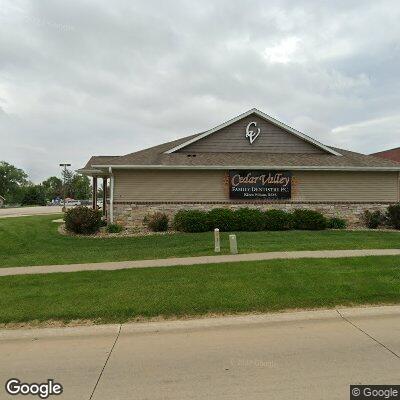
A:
[71,174,91,200]
[21,185,46,206]
[42,176,63,201]
[61,168,74,198]
[0,161,29,204]
[59,168,91,200]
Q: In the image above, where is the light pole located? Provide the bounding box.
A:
[59,163,71,212]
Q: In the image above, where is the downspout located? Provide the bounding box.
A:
[109,167,114,223]
[398,171,400,202]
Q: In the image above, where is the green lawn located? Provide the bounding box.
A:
[0,214,399,268]
[0,256,399,324]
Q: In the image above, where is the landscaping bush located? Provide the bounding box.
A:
[234,208,265,231]
[263,210,293,231]
[327,217,347,229]
[292,209,327,230]
[64,206,102,234]
[173,210,209,232]
[100,218,107,227]
[207,208,236,231]
[143,212,169,232]
[172,208,331,233]
[386,203,400,229]
[363,210,384,229]
[106,223,124,233]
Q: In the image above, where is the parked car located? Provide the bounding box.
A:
[65,199,82,206]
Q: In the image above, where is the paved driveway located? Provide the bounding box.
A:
[0,206,63,218]
[0,306,399,399]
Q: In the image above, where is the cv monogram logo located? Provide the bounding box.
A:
[245,121,261,144]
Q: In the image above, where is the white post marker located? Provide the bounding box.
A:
[214,228,220,252]
[229,234,238,255]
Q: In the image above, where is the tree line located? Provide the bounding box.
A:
[0,161,92,206]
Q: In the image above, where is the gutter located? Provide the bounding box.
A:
[92,164,400,172]
[75,168,107,176]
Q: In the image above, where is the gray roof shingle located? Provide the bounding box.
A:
[82,134,400,170]
[83,156,120,170]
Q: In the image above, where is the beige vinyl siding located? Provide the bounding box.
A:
[114,170,399,203]
[294,171,399,202]
[114,170,227,202]
[179,115,325,154]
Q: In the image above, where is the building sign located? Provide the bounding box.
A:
[245,121,261,144]
[229,170,292,200]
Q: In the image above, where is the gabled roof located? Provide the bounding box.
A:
[84,140,400,172]
[77,156,120,175]
[372,146,400,154]
[371,146,400,162]
[165,108,342,156]
[79,109,400,173]
[83,156,119,169]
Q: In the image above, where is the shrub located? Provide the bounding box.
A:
[327,217,347,229]
[173,210,209,232]
[386,203,400,229]
[264,210,293,231]
[362,210,384,229]
[100,218,107,227]
[106,223,124,233]
[292,209,327,230]
[207,208,236,231]
[143,212,169,232]
[234,208,265,231]
[64,206,102,234]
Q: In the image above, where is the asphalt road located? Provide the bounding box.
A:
[0,206,63,218]
[0,306,399,400]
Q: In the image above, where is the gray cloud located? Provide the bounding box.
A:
[0,0,399,182]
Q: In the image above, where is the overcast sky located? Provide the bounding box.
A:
[1,0,400,182]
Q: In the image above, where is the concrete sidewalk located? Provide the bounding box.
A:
[1,248,399,277]
[0,305,399,400]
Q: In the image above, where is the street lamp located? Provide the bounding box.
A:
[59,163,71,212]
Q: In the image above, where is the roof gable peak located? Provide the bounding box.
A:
[165,108,341,156]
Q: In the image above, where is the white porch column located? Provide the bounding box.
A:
[109,167,114,223]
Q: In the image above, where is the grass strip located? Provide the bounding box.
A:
[0,256,399,324]
[0,214,399,268]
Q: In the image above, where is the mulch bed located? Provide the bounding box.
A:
[58,224,177,238]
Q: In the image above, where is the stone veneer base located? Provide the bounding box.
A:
[112,202,396,228]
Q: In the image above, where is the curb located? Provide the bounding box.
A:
[1,305,399,340]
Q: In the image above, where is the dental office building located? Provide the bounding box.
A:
[78,109,400,227]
